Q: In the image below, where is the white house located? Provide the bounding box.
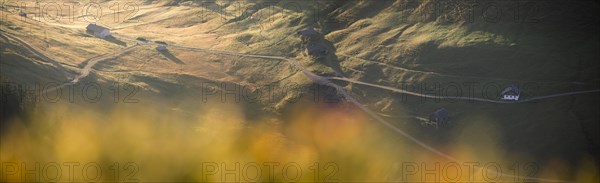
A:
[86,24,111,38]
[501,85,521,101]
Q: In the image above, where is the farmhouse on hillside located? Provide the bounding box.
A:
[429,108,449,128]
[155,41,168,51]
[86,24,111,38]
[501,85,521,101]
[156,44,167,51]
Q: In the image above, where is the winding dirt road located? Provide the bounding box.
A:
[43,44,140,93]
[71,44,140,83]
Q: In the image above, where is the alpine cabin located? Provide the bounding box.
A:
[86,24,111,38]
[501,85,521,101]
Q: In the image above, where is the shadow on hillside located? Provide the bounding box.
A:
[103,36,127,46]
[159,50,185,65]
[322,39,346,77]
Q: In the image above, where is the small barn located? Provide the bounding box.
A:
[297,27,319,41]
[306,43,328,58]
[156,44,167,51]
[154,41,168,51]
[86,24,111,38]
[500,85,520,101]
[429,108,449,128]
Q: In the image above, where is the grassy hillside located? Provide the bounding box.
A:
[1,0,599,182]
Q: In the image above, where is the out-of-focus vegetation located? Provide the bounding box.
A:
[1,100,598,182]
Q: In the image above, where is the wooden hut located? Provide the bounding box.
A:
[429,108,449,128]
